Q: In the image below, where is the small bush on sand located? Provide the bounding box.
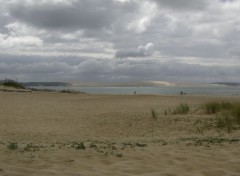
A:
[151,109,158,120]
[231,104,240,124]
[203,102,233,114]
[2,80,25,89]
[203,102,221,114]
[150,109,158,138]
[71,142,86,150]
[216,112,233,133]
[173,104,190,114]
[7,142,18,150]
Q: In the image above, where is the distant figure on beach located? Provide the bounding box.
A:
[180,91,186,95]
[134,91,136,95]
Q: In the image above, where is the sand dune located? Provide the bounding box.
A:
[0,91,240,176]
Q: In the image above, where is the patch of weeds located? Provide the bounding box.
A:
[2,80,25,89]
[115,153,123,158]
[221,102,233,110]
[71,142,86,150]
[122,142,135,148]
[196,127,204,134]
[164,110,168,116]
[150,109,158,138]
[75,143,86,150]
[229,138,240,143]
[164,109,172,116]
[173,104,190,115]
[89,143,97,149]
[203,102,221,114]
[90,142,122,157]
[23,143,46,152]
[203,102,233,114]
[231,104,240,124]
[151,109,158,120]
[216,112,233,133]
[153,139,168,146]
[135,142,147,147]
[193,119,214,134]
[180,136,239,146]
[7,142,18,150]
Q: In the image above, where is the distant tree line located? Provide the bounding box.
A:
[0,79,25,89]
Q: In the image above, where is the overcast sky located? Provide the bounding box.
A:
[0,0,240,83]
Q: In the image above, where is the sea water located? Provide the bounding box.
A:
[29,85,240,96]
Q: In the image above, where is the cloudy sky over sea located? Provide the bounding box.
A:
[0,0,240,83]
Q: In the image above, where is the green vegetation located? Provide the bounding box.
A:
[1,80,25,89]
[203,102,233,114]
[216,112,233,133]
[7,142,18,150]
[180,136,240,146]
[173,104,190,114]
[231,105,240,124]
[201,101,240,133]
[150,109,158,138]
[151,109,158,120]
[71,142,86,150]
[135,142,147,147]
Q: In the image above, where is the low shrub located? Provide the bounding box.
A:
[203,102,234,114]
[216,112,233,133]
[7,142,18,150]
[173,104,190,114]
[231,104,240,124]
[2,81,25,89]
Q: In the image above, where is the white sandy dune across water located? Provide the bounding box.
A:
[0,91,240,176]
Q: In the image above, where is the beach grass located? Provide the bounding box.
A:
[172,103,190,114]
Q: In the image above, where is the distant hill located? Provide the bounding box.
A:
[212,82,240,87]
[72,81,176,87]
[21,82,72,87]
[0,79,25,89]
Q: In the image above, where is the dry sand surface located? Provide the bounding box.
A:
[0,91,240,176]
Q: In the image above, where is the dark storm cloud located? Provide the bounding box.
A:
[1,54,240,83]
[7,0,138,32]
[115,43,155,58]
[152,0,207,10]
[8,0,115,30]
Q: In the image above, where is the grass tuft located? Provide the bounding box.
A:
[173,104,190,114]
[7,142,18,150]
[216,112,233,133]
[71,142,86,150]
[151,109,158,120]
[203,102,233,114]
[231,104,240,124]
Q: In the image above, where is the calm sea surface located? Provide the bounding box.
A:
[30,85,240,96]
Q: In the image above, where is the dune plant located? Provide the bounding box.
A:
[151,109,158,120]
[7,142,18,150]
[203,102,233,114]
[150,109,158,138]
[216,112,233,133]
[173,104,190,114]
[71,142,86,150]
[2,80,25,89]
[231,104,240,124]
[203,102,221,114]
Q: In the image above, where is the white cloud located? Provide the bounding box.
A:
[127,1,157,33]
[0,35,42,49]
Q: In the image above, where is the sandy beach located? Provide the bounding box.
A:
[0,91,240,176]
